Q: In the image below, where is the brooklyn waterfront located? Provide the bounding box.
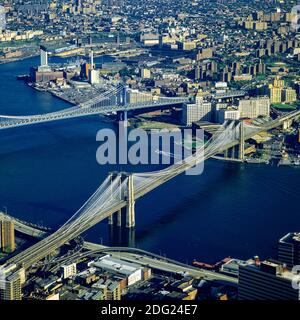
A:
[0,56,300,265]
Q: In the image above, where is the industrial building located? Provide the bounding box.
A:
[92,255,143,286]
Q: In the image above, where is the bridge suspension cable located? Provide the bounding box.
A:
[6,115,300,268]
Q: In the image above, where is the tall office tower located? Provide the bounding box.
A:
[0,270,22,300]
[238,259,300,300]
[0,220,15,253]
[278,232,300,268]
[196,47,213,61]
[40,46,48,67]
[0,266,25,301]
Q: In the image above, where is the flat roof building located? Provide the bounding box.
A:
[278,232,300,268]
[182,91,212,126]
[92,256,143,286]
[238,259,300,300]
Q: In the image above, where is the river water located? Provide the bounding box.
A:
[0,56,299,264]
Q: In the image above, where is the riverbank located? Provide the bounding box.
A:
[0,53,39,65]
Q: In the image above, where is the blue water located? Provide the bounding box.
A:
[0,57,300,264]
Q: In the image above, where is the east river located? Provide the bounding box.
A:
[0,56,300,264]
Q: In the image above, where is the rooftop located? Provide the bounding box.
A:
[92,256,142,276]
[244,259,299,282]
[279,232,300,245]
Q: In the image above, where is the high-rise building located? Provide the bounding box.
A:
[294,81,300,98]
[273,77,285,89]
[0,267,24,300]
[270,12,280,22]
[182,91,212,126]
[40,46,48,67]
[278,232,300,268]
[238,97,270,119]
[0,220,15,253]
[256,60,266,74]
[269,85,282,104]
[90,50,95,70]
[239,259,300,300]
[282,88,297,103]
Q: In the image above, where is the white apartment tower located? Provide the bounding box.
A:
[182,90,212,126]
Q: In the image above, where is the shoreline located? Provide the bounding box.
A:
[0,53,39,65]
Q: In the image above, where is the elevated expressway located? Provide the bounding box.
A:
[0,212,237,284]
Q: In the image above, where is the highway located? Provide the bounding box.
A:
[82,244,238,284]
[0,212,237,284]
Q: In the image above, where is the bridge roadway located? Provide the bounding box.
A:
[0,212,237,284]
[0,96,189,130]
[0,212,50,238]
[0,87,247,131]
[5,110,300,269]
[214,90,246,100]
